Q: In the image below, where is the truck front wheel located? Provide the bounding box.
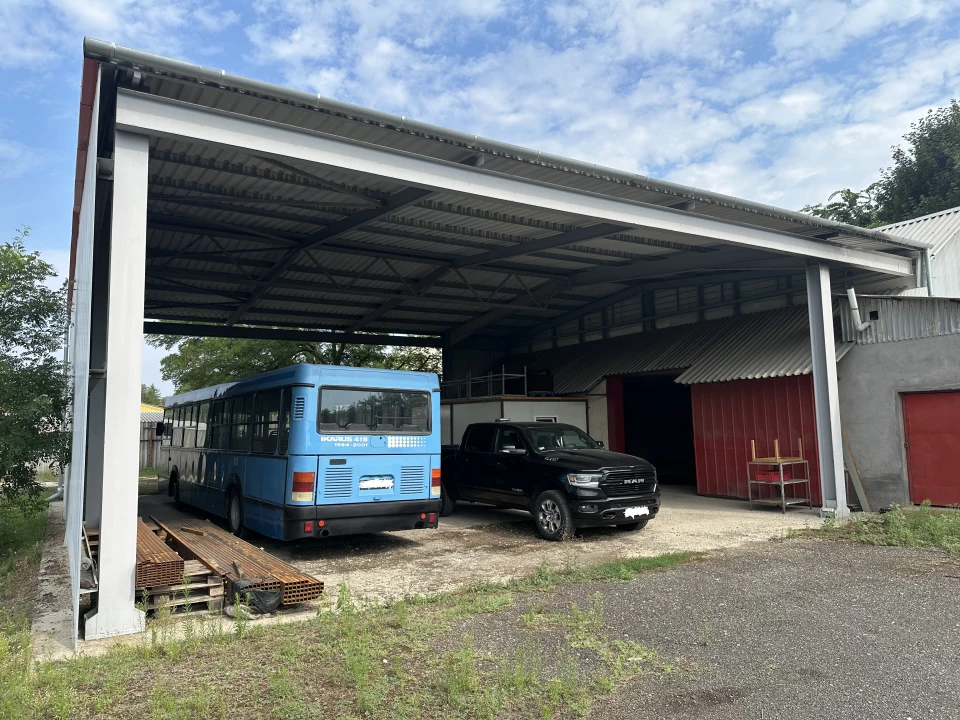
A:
[440,482,457,517]
[533,490,575,542]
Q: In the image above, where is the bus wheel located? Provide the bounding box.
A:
[171,475,183,509]
[227,490,248,538]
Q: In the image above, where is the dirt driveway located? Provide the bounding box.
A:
[141,487,820,603]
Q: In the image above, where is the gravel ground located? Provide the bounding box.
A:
[496,540,960,720]
[140,485,820,603]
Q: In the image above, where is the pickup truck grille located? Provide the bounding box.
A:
[601,468,656,497]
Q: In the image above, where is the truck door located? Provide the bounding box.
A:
[458,425,497,502]
[492,427,531,507]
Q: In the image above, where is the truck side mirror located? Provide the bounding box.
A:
[156,421,165,437]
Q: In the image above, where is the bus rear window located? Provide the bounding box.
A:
[318,387,430,433]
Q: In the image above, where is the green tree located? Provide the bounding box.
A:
[802,184,882,227]
[141,384,164,406]
[382,345,442,375]
[0,226,70,507]
[146,334,440,394]
[803,100,960,226]
[876,101,960,222]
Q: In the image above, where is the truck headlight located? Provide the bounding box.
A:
[567,472,602,488]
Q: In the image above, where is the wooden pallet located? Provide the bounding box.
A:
[136,518,185,589]
[84,525,99,562]
[152,517,323,606]
[141,560,224,614]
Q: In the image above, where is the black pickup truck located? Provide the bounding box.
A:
[441,421,660,541]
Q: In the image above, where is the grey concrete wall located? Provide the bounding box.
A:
[838,333,960,508]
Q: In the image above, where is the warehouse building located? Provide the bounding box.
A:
[65,38,950,641]
[470,295,960,510]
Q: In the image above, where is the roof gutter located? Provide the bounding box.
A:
[83,37,929,253]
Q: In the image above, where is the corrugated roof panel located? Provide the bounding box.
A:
[880,207,960,253]
[495,306,856,392]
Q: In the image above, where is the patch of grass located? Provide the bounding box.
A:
[0,503,47,605]
[0,551,698,720]
[34,468,57,485]
[472,551,698,595]
[811,501,960,552]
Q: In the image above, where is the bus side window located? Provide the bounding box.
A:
[216,399,232,450]
[197,401,210,448]
[161,408,173,448]
[173,407,184,447]
[252,391,281,454]
[184,404,197,448]
[279,389,292,455]
[231,395,252,452]
[209,400,223,449]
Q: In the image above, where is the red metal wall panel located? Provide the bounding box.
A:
[691,376,822,504]
[903,391,960,506]
[606,376,626,453]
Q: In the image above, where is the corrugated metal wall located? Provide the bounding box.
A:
[840,297,960,344]
[691,376,822,504]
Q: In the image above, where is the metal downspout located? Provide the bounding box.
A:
[846,288,872,332]
[923,248,936,297]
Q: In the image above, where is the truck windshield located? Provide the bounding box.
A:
[318,387,431,433]
[525,426,598,452]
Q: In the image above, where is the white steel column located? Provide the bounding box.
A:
[84,131,149,639]
[806,263,849,518]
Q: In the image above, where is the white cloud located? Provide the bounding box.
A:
[0,136,42,179]
[771,0,949,61]
[0,0,243,67]
[243,0,960,210]
[2,0,959,223]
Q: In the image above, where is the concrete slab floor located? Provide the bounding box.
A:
[30,501,76,658]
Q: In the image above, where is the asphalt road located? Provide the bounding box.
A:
[483,540,960,720]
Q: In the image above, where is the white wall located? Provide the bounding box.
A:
[586,379,608,446]
[502,400,587,430]
[448,400,501,445]
[440,404,452,445]
[442,398,590,445]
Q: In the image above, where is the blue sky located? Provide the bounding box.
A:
[3,0,960,395]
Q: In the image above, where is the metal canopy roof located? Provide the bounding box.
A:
[75,39,929,349]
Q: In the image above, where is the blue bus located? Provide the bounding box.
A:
[157,364,441,541]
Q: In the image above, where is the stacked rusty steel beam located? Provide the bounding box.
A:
[151,517,323,605]
[136,518,185,589]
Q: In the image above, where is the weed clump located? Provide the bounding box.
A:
[817,501,960,552]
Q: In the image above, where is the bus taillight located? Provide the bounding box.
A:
[430,468,441,497]
[292,472,315,502]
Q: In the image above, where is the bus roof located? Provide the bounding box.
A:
[163,363,440,408]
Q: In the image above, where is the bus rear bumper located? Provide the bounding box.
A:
[283,499,442,540]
